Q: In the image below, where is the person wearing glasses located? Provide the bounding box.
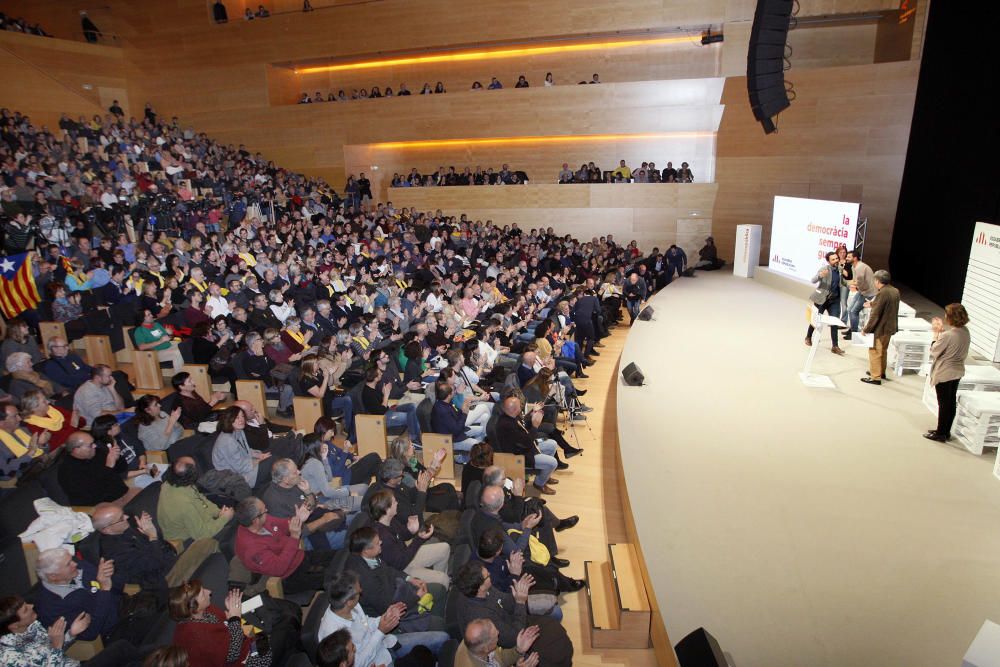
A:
[56,431,140,506]
[90,503,227,596]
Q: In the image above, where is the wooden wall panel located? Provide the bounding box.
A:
[712,61,919,271]
[0,31,127,126]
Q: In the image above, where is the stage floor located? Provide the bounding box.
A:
[617,271,1000,666]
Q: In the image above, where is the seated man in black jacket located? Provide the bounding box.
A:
[90,502,226,597]
[494,396,558,495]
[361,459,428,534]
[343,526,447,633]
[42,337,135,405]
[57,431,140,506]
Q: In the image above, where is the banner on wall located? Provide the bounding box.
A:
[767,196,860,282]
[963,221,1000,362]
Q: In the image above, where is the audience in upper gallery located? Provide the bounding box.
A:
[558,159,695,183]
[297,72,601,104]
[391,164,529,187]
[0,13,50,36]
[0,100,676,665]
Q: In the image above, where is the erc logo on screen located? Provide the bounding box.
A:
[976,231,1000,249]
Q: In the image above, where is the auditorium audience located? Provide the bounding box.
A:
[391,164,528,187]
[558,158,696,183]
[0,101,653,665]
[0,13,50,36]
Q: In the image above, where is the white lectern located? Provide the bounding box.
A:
[733,224,761,278]
[800,308,846,388]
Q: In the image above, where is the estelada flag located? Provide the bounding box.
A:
[0,253,42,319]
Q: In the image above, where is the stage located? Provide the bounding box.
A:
[616,271,1000,666]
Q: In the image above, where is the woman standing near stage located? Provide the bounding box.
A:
[924,303,971,443]
[836,245,852,321]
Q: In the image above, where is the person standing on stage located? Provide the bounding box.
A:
[805,252,845,356]
[843,250,876,339]
[622,272,648,324]
[860,269,900,385]
[924,303,971,442]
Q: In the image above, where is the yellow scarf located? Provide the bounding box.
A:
[285,328,305,346]
[24,406,64,432]
[189,279,207,292]
[149,271,164,288]
[0,428,40,458]
[352,335,370,350]
[238,252,257,267]
[395,279,410,290]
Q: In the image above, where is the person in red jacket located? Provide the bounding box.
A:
[169,581,270,667]
[234,496,338,594]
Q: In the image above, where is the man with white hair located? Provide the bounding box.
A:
[34,548,120,642]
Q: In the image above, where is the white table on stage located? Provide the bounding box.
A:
[888,330,933,377]
[897,316,932,332]
[923,364,1000,414]
[800,310,847,388]
[898,300,916,318]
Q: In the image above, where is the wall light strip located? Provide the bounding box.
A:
[370,132,714,150]
[296,35,699,74]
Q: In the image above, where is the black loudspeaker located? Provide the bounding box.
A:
[747,0,794,133]
[675,627,727,667]
[621,362,645,386]
[638,306,655,321]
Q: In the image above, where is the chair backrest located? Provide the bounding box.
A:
[464,480,482,511]
[301,591,330,662]
[346,509,372,538]
[347,381,365,414]
[231,351,249,379]
[459,508,476,547]
[178,338,194,364]
[438,639,460,667]
[416,397,433,433]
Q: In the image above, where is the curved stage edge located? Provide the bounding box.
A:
[615,271,1000,667]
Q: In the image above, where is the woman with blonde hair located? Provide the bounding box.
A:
[925,303,971,442]
[20,389,77,450]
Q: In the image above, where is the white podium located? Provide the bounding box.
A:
[800,309,847,388]
[733,224,761,278]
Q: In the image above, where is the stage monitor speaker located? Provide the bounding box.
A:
[747,0,794,133]
[638,306,655,321]
[675,627,727,667]
[621,362,644,386]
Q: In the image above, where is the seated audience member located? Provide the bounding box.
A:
[472,485,583,593]
[494,396,559,495]
[387,433,460,512]
[0,400,46,481]
[212,405,271,489]
[299,357,355,432]
[694,236,725,270]
[343,527,448,633]
[514,75,529,88]
[677,161,694,182]
[0,319,43,369]
[132,308,185,373]
[261,457,346,548]
[430,381,485,456]
[473,528,560,619]
[234,399,302,459]
[5,352,64,404]
[241,331,295,417]
[171,371,227,429]
[360,366,422,444]
[57,431,139,506]
[300,433,369,513]
[20,389,76,449]
[457,618,541,667]
[314,415,382,486]
[460,441,493,496]
[365,458,430,531]
[72,364,126,428]
[170,581,293,667]
[90,502,222,593]
[481,464,577,546]
[33,549,122,642]
[234,496,338,595]
[133,394,183,452]
[90,414,146,481]
[368,489,451,586]
[452,561,573,667]
[157,457,235,544]
[40,337,92,391]
[318,571,446,665]
[0,594,142,667]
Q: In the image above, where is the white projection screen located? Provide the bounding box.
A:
[767,196,860,282]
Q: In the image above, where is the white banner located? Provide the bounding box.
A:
[963,221,1000,362]
[767,196,860,282]
[733,224,762,278]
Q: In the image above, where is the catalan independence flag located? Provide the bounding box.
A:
[0,253,42,319]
